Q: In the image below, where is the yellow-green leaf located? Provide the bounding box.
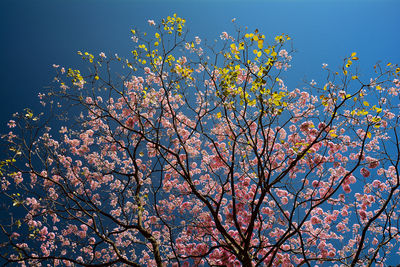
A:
[258,40,264,49]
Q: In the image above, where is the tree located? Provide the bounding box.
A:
[1,14,400,266]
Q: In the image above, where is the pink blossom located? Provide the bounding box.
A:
[195,36,201,45]
[12,172,23,185]
[343,184,351,193]
[312,180,320,187]
[7,120,16,128]
[278,49,288,58]
[10,232,20,239]
[311,216,321,225]
[359,210,367,220]
[220,32,229,40]
[40,226,48,236]
[372,180,381,188]
[78,231,86,239]
[360,168,370,178]
[125,117,137,129]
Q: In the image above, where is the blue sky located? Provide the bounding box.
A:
[0,0,399,129]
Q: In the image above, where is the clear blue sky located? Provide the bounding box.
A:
[0,0,399,129]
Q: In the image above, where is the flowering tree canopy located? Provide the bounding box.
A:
[1,15,400,266]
